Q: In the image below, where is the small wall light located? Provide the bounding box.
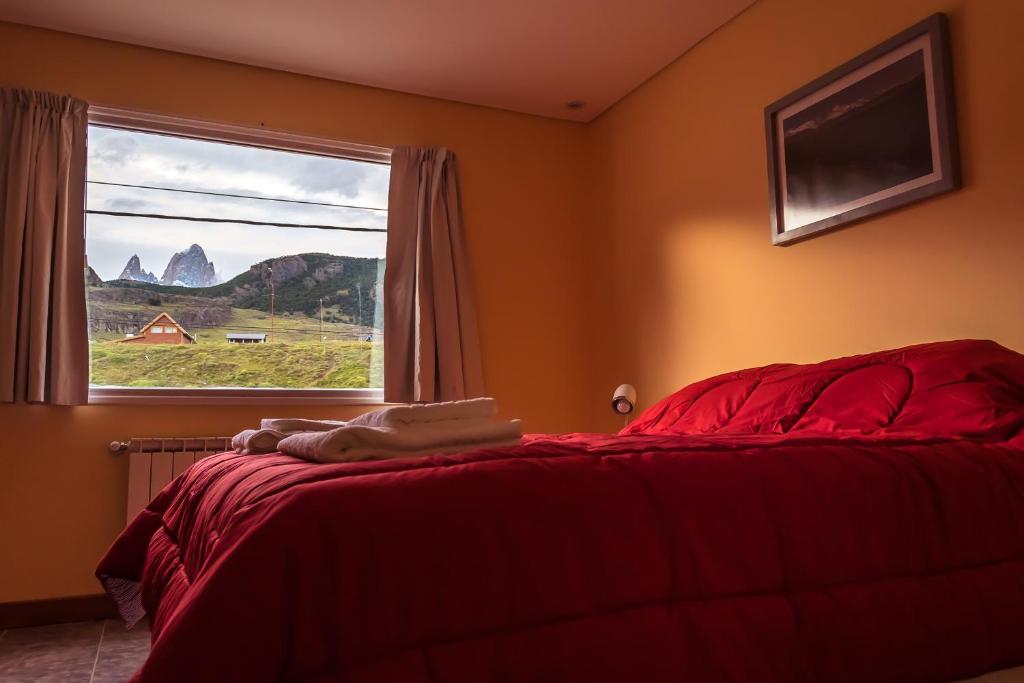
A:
[612,384,637,425]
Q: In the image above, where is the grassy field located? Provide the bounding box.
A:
[88,295,382,388]
[90,339,383,388]
[194,307,378,344]
[89,305,377,344]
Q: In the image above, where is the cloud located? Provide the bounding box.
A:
[784,98,872,138]
[88,132,139,166]
[105,197,151,211]
[290,157,371,197]
[89,126,389,208]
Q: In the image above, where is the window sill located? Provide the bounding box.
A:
[88,387,386,406]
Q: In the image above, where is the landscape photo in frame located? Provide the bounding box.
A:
[764,13,960,245]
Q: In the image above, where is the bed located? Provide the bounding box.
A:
[97,339,1024,682]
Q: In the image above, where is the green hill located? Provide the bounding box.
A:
[103,253,383,328]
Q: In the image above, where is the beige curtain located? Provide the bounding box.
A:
[384,147,484,403]
[0,88,89,405]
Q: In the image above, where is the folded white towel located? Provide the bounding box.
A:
[276,417,522,463]
[261,399,496,433]
[259,418,347,433]
[349,398,497,428]
[232,428,289,455]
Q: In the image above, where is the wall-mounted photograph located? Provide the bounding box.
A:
[765,13,960,245]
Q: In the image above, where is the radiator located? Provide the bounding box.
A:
[110,437,233,524]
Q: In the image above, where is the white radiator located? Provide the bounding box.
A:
[110,437,233,524]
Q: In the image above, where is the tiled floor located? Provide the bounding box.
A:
[0,620,150,682]
[0,619,1020,683]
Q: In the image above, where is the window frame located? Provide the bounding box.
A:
[86,106,391,406]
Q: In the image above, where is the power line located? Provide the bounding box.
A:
[86,210,387,233]
[87,180,388,212]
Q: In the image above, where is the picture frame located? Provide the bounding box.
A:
[764,13,960,246]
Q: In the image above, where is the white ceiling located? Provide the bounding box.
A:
[0,0,755,122]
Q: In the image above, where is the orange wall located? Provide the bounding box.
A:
[3,0,1024,602]
[0,22,604,602]
[589,0,1024,422]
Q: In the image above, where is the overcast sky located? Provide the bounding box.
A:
[85,125,390,282]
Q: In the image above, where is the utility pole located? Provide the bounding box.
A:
[268,266,275,343]
[355,282,362,328]
[319,297,324,347]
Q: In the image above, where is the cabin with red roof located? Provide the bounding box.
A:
[117,312,196,345]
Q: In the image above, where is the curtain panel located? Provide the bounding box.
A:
[0,88,89,405]
[384,147,484,403]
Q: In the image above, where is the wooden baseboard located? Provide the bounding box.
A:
[0,594,119,630]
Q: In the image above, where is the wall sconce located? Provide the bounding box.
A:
[612,384,636,425]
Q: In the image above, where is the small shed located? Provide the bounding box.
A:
[117,312,196,345]
[226,333,268,344]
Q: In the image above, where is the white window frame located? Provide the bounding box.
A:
[86,106,391,406]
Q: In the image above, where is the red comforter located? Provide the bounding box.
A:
[98,340,1024,682]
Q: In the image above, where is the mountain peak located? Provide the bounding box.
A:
[85,265,103,286]
[161,244,217,287]
[117,254,158,284]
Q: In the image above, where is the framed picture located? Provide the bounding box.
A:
[765,13,960,246]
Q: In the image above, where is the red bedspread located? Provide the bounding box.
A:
[97,340,1024,682]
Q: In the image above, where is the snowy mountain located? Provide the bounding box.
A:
[159,244,217,287]
[116,254,158,284]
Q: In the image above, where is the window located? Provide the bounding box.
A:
[85,109,391,403]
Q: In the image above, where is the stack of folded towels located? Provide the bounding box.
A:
[231,397,522,463]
